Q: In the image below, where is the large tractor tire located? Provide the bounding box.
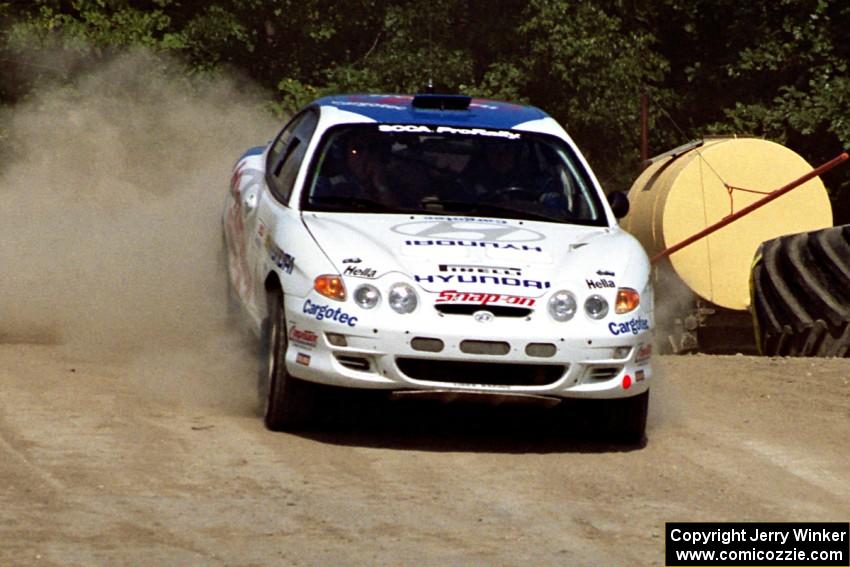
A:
[751,225,850,356]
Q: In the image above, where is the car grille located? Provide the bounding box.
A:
[396,358,567,387]
[434,304,533,317]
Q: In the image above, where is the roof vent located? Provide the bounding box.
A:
[412,94,471,111]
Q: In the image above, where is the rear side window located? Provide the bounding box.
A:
[266,109,318,205]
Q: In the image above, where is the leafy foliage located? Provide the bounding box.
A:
[2,0,850,217]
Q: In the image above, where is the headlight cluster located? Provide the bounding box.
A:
[319,280,418,314]
[547,287,640,322]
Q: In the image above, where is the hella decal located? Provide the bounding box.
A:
[586,278,615,289]
[608,317,650,336]
[436,290,535,306]
[343,265,378,278]
[289,327,318,348]
[303,299,358,327]
[415,274,550,289]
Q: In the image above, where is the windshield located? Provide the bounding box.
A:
[302,124,607,226]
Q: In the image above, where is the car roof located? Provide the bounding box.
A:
[311,94,550,130]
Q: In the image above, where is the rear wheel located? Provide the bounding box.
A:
[259,289,318,431]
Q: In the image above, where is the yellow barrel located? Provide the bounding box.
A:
[623,138,833,311]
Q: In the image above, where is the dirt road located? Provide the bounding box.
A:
[1,343,848,566]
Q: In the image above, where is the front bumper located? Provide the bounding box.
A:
[282,293,653,400]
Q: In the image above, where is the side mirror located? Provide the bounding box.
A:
[608,191,630,219]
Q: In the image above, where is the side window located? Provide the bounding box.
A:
[266,109,319,205]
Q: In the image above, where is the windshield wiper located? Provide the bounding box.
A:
[422,198,562,223]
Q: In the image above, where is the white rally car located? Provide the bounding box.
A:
[223,93,653,441]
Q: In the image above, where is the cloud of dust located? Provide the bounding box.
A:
[646,263,696,432]
[0,50,277,413]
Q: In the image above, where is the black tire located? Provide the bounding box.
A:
[259,289,319,431]
[600,390,649,445]
[751,226,850,356]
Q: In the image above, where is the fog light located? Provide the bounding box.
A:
[526,343,556,358]
[411,337,444,352]
[325,332,348,347]
[613,346,632,359]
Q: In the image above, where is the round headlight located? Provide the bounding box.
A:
[353,284,380,309]
[584,294,609,319]
[548,290,577,322]
[389,283,418,314]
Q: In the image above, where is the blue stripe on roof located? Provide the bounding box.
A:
[313,94,548,129]
[236,145,266,162]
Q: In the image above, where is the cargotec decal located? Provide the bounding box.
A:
[303,299,358,327]
[608,317,650,336]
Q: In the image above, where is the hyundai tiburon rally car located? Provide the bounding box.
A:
[223,93,653,441]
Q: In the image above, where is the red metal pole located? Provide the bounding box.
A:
[650,151,849,264]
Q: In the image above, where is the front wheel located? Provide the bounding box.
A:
[259,289,318,431]
[601,390,649,445]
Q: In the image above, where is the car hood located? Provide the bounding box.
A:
[301,213,646,297]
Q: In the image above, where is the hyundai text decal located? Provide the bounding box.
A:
[392,220,544,242]
[406,240,543,252]
[303,300,358,327]
[436,290,536,306]
[416,274,550,289]
[608,317,650,335]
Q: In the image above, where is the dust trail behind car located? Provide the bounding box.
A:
[0,51,274,412]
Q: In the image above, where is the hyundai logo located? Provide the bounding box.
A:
[391,220,545,242]
[473,310,495,323]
